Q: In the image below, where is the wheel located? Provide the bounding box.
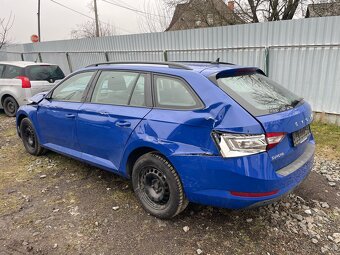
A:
[20,118,46,156]
[3,96,19,117]
[132,153,188,219]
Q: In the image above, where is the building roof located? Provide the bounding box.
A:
[306,0,340,18]
[165,0,244,31]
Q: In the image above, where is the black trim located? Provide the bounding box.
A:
[127,73,141,105]
[152,73,204,111]
[0,64,5,78]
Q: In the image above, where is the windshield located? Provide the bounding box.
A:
[25,65,65,82]
[217,73,302,116]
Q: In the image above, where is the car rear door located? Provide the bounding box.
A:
[76,70,152,171]
[36,71,96,154]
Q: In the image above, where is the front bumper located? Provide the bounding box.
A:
[169,141,315,209]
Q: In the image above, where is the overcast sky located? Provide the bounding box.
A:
[0,0,169,44]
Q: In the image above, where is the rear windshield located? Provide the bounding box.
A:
[25,65,65,82]
[217,73,302,116]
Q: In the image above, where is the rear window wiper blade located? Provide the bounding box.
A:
[291,98,304,107]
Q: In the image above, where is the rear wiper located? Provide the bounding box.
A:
[291,98,303,107]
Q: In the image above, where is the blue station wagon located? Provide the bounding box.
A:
[16,61,315,219]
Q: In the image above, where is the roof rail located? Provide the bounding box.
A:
[86,61,192,70]
[175,60,235,65]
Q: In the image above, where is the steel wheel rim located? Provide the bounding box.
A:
[6,101,15,114]
[23,125,35,150]
[139,167,170,209]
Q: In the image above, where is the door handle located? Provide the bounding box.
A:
[115,121,131,128]
[65,113,76,119]
[99,111,109,115]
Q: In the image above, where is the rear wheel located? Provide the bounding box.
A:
[20,118,46,156]
[132,153,188,219]
[3,96,19,117]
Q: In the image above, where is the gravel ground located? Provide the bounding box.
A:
[0,112,339,255]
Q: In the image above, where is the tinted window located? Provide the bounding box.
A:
[3,65,22,78]
[217,73,301,116]
[154,75,201,109]
[52,72,94,102]
[91,71,139,105]
[129,74,146,107]
[25,65,65,81]
[0,65,4,78]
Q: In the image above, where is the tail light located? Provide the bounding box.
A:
[265,132,285,150]
[212,131,285,158]
[16,76,31,88]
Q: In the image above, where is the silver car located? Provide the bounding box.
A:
[0,61,65,116]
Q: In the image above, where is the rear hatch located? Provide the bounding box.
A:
[24,65,65,95]
[214,69,313,171]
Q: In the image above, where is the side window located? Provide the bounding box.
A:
[0,65,5,78]
[91,71,139,106]
[2,65,22,78]
[129,74,146,107]
[51,72,94,102]
[154,75,202,109]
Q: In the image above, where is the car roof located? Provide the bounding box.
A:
[0,61,56,68]
[81,61,249,78]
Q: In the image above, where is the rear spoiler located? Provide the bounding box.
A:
[208,67,266,84]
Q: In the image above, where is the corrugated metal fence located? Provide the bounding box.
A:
[1,16,340,122]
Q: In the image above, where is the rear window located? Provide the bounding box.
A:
[217,73,302,116]
[25,65,65,82]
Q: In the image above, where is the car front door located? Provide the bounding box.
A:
[76,70,152,171]
[37,71,96,155]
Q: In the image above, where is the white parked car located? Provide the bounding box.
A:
[0,61,65,116]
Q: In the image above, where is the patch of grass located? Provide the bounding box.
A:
[311,122,340,159]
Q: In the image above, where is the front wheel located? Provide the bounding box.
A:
[132,153,188,219]
[20,118,46,156]
[3,96,19,117]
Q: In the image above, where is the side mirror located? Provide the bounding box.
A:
[29,92,48,104]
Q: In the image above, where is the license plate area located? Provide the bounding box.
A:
[292,125,311,146]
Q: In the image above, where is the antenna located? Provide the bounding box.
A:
[212,58,220,64]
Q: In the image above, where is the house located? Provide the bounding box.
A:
[165,0,244,31]
[306,0,340,18]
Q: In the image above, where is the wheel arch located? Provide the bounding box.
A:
[1,93,17,106]
[124,146,169,179]
[17,112,28,128]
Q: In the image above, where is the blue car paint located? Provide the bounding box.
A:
[16,63,315,209]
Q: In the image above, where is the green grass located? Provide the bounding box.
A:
[311,121,340,158]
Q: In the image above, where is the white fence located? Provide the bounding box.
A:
[1,16,340,123]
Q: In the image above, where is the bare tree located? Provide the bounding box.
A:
[139,0,172,33]
[234,0,311,22]
[0,13,14,50]
[71,1,116,39]
[71,20,116,39]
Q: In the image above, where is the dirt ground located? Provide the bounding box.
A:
[0,111,339,255]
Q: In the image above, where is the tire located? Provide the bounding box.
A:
[20,118,46,156]
[3,96,19,117]
[132,153,188,219]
